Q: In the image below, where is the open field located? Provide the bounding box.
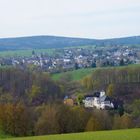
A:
[0,49,57,57]
[1,129,140,140]
[0,46,95,58]
[51,64,140,81]
[51,68,95,81]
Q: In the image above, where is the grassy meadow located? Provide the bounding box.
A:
[1,129,140,140]
[0,49,56,57]
[0,46,95,58]
[51,68,95,81]
[51,64,140,81]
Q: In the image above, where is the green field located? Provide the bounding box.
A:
[51,64,140,81]
[0,46,95,58]
[51,68,95,81]
[0,49,56,57]
[1,129,140,140]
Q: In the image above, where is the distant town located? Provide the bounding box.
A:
[0,45,140,73]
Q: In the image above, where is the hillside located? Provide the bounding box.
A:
[2,129,140,140]
[100,36,140,46]
[51,64,140,81]
[0,35,140,51]
[51,68,94,81]
[0,36,97,51]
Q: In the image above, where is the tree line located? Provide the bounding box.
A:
[0,67,62,105]
[0,102,138,137]
[81,66,140,97]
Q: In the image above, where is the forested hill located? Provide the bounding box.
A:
[0,35,140,50]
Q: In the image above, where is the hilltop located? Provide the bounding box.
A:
[0,35,140,50]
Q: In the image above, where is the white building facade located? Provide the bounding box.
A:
[83,91,114,109]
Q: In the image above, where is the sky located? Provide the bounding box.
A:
[0,0,140,39]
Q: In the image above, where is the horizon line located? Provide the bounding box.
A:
[0,34,140,40]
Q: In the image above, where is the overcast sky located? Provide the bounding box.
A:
[0,0,140,39]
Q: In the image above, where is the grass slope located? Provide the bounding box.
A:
[0,46,95,57]
[2,129,140,140]
[0,49,56,57]
[51,68,94,81]
[51,64,140,81]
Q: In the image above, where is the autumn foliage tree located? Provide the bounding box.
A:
[85,116,101,131]
[0,103,34,136]
[35,105,60,135]
[106,84,115,97]
[113,114,133,129]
